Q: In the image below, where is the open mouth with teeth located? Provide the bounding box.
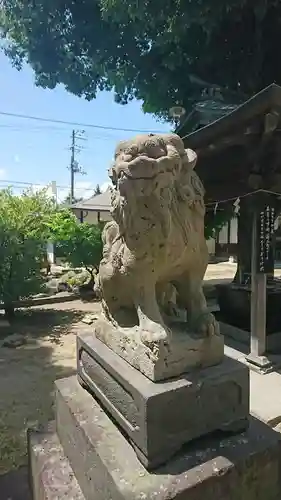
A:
[110,164,159,185]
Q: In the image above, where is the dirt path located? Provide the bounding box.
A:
[0,300,100,475]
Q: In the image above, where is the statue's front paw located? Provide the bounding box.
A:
[140,322,170,345]
[193,312,220,337]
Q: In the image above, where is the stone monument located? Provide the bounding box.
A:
[29,134,281,500]
[94,132,223,381]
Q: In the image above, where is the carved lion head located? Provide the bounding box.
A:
[107,133,205,244]
[108,133,198,200]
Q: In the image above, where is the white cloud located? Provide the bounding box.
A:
[56,187,69,203]
[31,184,47,193]
[24,179,111,204]
[0,168,6,179]
[29,183,57,202]
[13,154,20,163]
[76,180,93,191]
[100,182,111,192]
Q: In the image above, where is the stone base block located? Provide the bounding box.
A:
[94,317,224,381]
[77,332,249,469]
[28,421,84,500]
[54,376,281,500]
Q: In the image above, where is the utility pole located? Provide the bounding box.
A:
[69,129,87,204]
[70,130,75,203]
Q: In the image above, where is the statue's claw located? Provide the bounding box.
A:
[193,312,220,337]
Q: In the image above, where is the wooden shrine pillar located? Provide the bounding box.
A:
[246,192,276,370]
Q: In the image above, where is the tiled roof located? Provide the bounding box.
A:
[71,188,111,211]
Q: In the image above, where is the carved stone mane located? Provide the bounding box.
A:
[106,133,205,259]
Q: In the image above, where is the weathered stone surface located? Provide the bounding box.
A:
[95,133,221,378]
[55,375,281,500]
[77,332,248,469]
[28,421,84,500]
[93,317,224,381]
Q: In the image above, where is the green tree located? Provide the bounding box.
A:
[0,188,56,318]
[1,0,275,119]
[94,184,102,196]
[49,209,103,284]
[205,206,235,241]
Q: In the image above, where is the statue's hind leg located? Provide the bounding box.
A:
[99,261,138,328]
[156,282,179,319]
[175,268,220,337]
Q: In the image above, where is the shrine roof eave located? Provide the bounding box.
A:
[179,84,281,152]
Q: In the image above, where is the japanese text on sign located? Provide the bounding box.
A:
[257,205,275,273]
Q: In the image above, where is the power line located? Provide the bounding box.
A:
[0,179,34,186]
[0,110,166,134]
[0,122,146,145]
[0,124,71,134]
[0,122,126,138]
[0,178,104,192]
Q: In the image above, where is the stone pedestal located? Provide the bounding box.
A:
[28,375,281,500]
[93,317,224,381]
[28,421,84,500]
[77,332,249,469]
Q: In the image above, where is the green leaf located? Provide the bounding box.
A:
[0,188,56,303]
[3,0,279,120]
[49,209,103,272]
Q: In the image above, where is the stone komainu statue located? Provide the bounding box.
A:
[97,133,219,345]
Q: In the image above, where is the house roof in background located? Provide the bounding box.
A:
[71,188,111,212]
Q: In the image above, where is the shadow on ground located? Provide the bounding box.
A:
[0,307,84,478]
[0,466,31,500]
[0,307,84,344]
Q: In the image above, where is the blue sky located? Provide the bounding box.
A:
[0,52,171,201]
